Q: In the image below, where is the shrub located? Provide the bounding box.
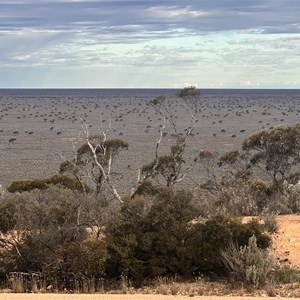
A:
[143,188,197,277]
[0,202,17,233]
[43,240,107,288]
[275,266,300,283]
[263,214,278,233]
[46,174,84,191]
[187,214,271,274]
[249,179,272,211]
[7,175,84,193]
[7,179,46,193]
[134,180,159,196]
[105,195,148,285]
[221,235,274,288]
[106,189,198,285]
[0,186,86,278]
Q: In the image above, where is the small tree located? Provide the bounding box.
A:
[140,137,186,187]
[132,87,200,195]
[60,136,128,199]
[243,123,300,183]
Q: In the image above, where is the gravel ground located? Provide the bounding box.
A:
[0,295,297,300]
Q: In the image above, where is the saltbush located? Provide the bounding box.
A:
[221,235,274,288]
[7,175,84,193]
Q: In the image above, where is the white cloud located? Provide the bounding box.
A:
[0,1,300,87]
[145,6,209,20]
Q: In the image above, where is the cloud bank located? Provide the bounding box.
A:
[0,0,299,87]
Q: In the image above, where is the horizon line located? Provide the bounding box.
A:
[1,87,300,90]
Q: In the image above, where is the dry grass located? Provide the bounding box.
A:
[0,295,297,300]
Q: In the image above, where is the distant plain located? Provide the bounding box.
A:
[1,89,300,189]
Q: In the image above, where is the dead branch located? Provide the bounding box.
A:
[81,118,123,203]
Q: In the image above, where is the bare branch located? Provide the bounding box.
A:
[81,118,123,203]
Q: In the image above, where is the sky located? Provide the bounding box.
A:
[0,0,300,88]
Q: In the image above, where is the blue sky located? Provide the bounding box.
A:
[0,0,300,88]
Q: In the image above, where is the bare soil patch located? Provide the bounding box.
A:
[272,215,300,268]
[243,215,300,268]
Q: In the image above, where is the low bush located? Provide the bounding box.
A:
[263,214,278,233]
[7,175,84,193]
[275,266,300,283]
[106,189,198,285]
[106,191,271,285]
[187,214,271,275]
[43,240,107,289]
[221,235,274,288]
[0,202,17,233]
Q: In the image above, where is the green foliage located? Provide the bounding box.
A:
[141,137,186,187]
[134,180,159,196]
[143,189,197,277]
[105,195,148,284]
[7,179,46,193]
[0,202,17,233]
[149,95,165,106]
[1,186,86,276]
[106,189,198,284]
[243,123,300,182]
[43,240,107,282]
[7,175,84,193]
[1,182,272,289]
[60,137,128,196]
[76,137,128,160]
[275,266,300,283]
[221,235,274,288]
[250,152,266,165]
[49,174,84,190]
[177,86,200,98]
[106,192,271,285]
[249,179,272,211]
[218,151,252,181]
[187,214,271,274]
[250,179,271,197]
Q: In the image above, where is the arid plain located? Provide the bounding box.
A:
[1,89,300,299]
[1,89,300,189]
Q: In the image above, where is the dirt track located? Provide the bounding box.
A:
[0,295,297,300]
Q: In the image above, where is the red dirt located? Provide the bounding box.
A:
[272,215,300,268]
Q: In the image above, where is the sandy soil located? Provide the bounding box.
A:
[243,215,300,268]
[0,295,297,300]
[272,215,300,268]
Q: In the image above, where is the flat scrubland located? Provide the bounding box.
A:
[2,90,300,299]
[1,215,300,298]
[1,90,300,187]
